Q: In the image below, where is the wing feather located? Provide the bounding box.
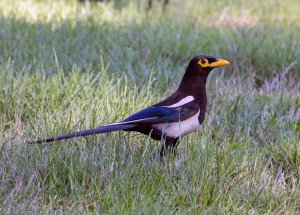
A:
[119,101,199,125]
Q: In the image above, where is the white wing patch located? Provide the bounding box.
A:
[153,110,200,138]
[164,96,194,108]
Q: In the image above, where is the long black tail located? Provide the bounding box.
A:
[28,123,135,144]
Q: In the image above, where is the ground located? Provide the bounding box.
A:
[0,0,300,213]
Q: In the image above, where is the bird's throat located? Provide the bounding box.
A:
[178,74,207,123]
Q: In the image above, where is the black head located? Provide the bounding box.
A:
[187,55,230,76]
[178,55,230,94]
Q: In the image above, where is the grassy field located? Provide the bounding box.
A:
[1,0,300,213]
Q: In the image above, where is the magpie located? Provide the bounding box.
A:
[30,55,230,156]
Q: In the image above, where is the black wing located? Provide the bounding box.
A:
[120,101,199,125]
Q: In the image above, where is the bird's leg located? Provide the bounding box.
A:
[146,0,152,11]
[162,0,169,11]
[168,137,180,157]
[158,137,167,158]
[159,137,179,158]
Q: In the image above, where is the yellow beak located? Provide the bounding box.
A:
[209,59,230,68]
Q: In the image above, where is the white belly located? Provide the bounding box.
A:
[153,111,200,138]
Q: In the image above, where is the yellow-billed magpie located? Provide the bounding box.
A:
[30,55,230,156]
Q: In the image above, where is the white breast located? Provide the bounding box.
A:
[153,111,200,138]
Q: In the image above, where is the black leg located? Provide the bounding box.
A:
[162,0,169,11]
[147,0,152,11]
[159,137,179,158]
[168,137,179,157]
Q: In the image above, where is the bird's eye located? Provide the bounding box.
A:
[197,58,209,67]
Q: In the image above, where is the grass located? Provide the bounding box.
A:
[0,0,300,213]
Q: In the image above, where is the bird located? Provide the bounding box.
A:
[29,55,230,156]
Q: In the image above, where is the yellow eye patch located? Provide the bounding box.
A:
[197,58,209,67]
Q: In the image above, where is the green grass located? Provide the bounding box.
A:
[0,0,300,213]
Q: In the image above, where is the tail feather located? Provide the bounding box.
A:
[29,123,135,144]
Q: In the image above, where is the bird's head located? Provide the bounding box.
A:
[178,55,230,93]
[187,55,230,76]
